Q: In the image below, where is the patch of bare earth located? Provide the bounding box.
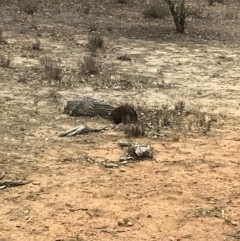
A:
[0,0,240,240]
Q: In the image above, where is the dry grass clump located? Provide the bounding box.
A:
[208,0,224,6]
[40,56,62,82]
[18,70,29,83]
[0,55,11,68]
[81,56,98,74]
[124,121,145,138]
[0,29,7,44]
[137,101,185,134]
[116,0,128,3]
[86,34,104,52]
[143,0,170,19]
[20,0,38,15]
[32,37,41,50]
[135,101,213,137]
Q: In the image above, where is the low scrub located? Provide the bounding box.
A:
[20,0,38,15]
[0,55,11,68]
[40,56,62,82]
[81,56,98,74]
[87,34,104,52]
[143,0,170,19]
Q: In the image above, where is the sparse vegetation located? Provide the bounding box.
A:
[30,19,38,31]
[83,5,90,14]
[208,0,224,6]
[81,56,98,74]
[18,71,28,83]
[143,0,170,19]
[117,55,131,61]
[87,34,104,52]
[88,22,98,32]
[0,29,7,44]
[116,0,128,4]
[124,121,145,137]
[40,56,63,82]
[134,101,212,137]
[0,1,238,240]
[19,0,38,15]
[0,29,3,41]
[0,54,11,68]
[32,36,41,50]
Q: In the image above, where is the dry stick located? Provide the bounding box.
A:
[102,230,126,233]
[59,125,107,137]
[0,180,32,189]
[69,208,89,212]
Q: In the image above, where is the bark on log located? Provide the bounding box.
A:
[64,97,115,121]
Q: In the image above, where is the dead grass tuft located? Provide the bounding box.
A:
[20,0,38,15]
[87,34,104,52]
[134,101,213,137]
[116,0,128,4]
[143,0,170,19]
[32,36,41,50]
[0,54,11,68]
[124,121,145,138]
[81,56,98,74]
[40,56,63,82]
[208,0,224,6]
[0,29,6,44]
[18,70,29,83]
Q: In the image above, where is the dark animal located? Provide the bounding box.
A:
[111,105,138,124]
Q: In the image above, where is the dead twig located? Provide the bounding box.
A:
[69,208,89,212]
[59,125,108,137]
[0,180,32,189]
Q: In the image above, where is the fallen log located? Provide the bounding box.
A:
[64,97,115,120]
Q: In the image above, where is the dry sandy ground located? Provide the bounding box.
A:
[0,0,240,240]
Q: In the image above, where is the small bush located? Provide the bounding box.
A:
[87,34,104,52]
[88,22,98,32]
[135,101,186,136]
[143,0,170,19]
[0,28,8,44]
[116,0,128,3]
[208,0,224,5]
[81,56,98,74]
[0,29,4,43]
[124,122,145,137]
[0,55,11,68]
[18,71,28,83]
[32,37,41,50]
[83,5,90,14]
[21,0,38,15]
[40,56,62,81]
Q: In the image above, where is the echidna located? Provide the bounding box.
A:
[111,105,138,124]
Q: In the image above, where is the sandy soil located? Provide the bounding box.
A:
[0,0,240,240]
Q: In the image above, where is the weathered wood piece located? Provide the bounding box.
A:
[127,144,153,160]
[59,125,107,137]
[64,97,115,120]
[0,180,32,189]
